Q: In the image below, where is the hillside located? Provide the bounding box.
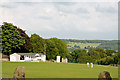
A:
[61,39,118,52]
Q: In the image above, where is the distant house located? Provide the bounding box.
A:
[10,53,46,62]
[62,57,68,63]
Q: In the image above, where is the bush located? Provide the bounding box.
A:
[98,56,114,65]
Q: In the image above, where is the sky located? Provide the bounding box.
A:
[0,0,118,40]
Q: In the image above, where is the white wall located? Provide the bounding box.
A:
[41,55,46,62]
[10,53,46,62]
[10,55,16,61]
[66,58,68,63]
[25,57,30,61]
[10,53,20,62]
[56,56,60,63]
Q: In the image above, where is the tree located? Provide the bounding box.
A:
[117,51,120,64]
[96,48,107,58]
[74,45,80,48]
[45,39,59,60]
[113,53,119,64]
[30,33,45,53]
[88,48,101,62]
[45,38,69,60]
[15,27,32,52]
[98,56,114,65]
[105,56,114,65]
[77,49,88,63]
[50,38,69,58]
[70,49,87,63]
[2,22,25,55]
[106,49,116,56]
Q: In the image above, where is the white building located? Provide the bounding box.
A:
[62,57,68,63]
[56,56,60,63]
[10,53,46,62]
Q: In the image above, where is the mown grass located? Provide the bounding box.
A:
[2,61,118,78]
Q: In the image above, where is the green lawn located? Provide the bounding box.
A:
[2,61,118,78]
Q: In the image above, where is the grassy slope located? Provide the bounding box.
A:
[63,39,118,50]
[67,42,101,49]
[2,62,118,78]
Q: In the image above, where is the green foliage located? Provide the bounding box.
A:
[88,48,101,62]
[45,39,59,59]
[113,53,119,64]
[67,42,100,51]
[30,33,45,53]
[69,47,119,65]
[106,49,116,56]
[1,22,118,64]
[117,51,120,64]
[50,38,69,57]
[62,39,118,51]
[97,40,118,50]
[30,35,69,60]
[74,45,80,48]
[98,56,114,65]
[70,49,87,63]
[16,27,32,52]
[77,50,88,63]
[2,22,25,55]
[45,38,69,60]
[95,48,107,58]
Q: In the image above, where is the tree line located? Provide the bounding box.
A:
[1,22,120,65]
[1,22,69,60]
[62,39,118,50]
[68,48,120,65]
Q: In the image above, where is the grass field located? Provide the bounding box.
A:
[2,61,118,78]
[67,42,101,49]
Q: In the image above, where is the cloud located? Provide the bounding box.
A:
[0,2,118,40]
[95,3,117,14]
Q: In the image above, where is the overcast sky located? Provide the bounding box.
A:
[0,1,118,40]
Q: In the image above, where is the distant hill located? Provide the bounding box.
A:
[61,39,118,52]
